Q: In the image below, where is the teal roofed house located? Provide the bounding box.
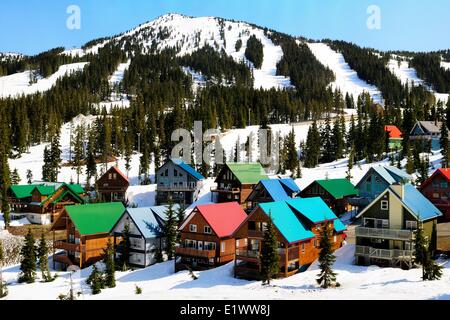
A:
[156,158,205,206]
[245,178,301,211]
[233,198,347,280]
[300,179,358,216]
[355,184,442,269]
[352,166,413,209]
[111,204,181,267]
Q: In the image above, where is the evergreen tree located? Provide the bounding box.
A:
[414,222,443,281]
[176,204,186,243]
[18,229,36,284]
[103,239,116,288]
[321,115,333,163]
[10,169,20,185]
[405,143,415,175]
[42,146,52,182]
[304,121,321,168]
[72,125,85,184]
[331,117,344,160]
[316,223,339,289]
[86,264,104,295]
[260,212,279,285]
[0,241,7,298]
[86,128,98,185]
[416,155,430,185]
[37,233,53,282]
[163,200,178,260]
[440,121,449,168]
[119,223,131,271]
[26,169,33,184]
[283,128,299,176]
[346,144,355,181]
[50,133,62,182]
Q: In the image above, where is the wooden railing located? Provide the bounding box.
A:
[355,245,414,260]
[356,227,413,241]
[175,247,216,258]
[236,249,260,259]
[53,241,83,252]
[157,184,197,191]
[210,187,241,193]
[278,247,300,262]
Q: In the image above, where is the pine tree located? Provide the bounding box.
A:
[346,144,355,181]
[176,204,186,243]
[86,128,97,185]
[405,143,415,175]
[50,133,62,182]
[260,212,279,285]
[37,233,53,282]
[163,200,178,260]
[86,264,104,295]
[26,169,33,184]
[304,121,321,168]
[321,115,333,163]
[18,229,36,284]
[103,239,116,288]
[440,121,449,168]
[316,223,339,289]
[414,222,443,281]
[119,223,131,271]
[72,125,85,184]
[10,169,20,185]
[416,155,430,185]
[283,128,299,176]
[42,146,52,182]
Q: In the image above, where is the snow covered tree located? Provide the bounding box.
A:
[37,233,54,282]
[26,169,33,184]
[18,229,36,284]
[316,223,339,289]
[103,239,116,288]
[260,212,279,285]
[163,200,178,260]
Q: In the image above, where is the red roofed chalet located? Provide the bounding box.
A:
[385,125,403,150]
[95,166,130,203]
[420,168,450,221]
[175,202,247,271]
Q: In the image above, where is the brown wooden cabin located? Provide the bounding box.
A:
[175,202,247,272]
[96,166,130,203]
[211,163,268,206]
[420,168,450,222]
[51,202,125,269]
[233,198,347,280]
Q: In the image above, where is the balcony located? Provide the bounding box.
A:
[236,249,260,259]
[175,246,216,258]
[157,184,197,192]
[355,245,414,260]
[54,241,83,252]
[210,187,241,194]
[355,227,414,241]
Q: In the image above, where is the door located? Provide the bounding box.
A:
[198,241,203,251]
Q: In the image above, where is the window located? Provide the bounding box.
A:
[406,221,418,230]
[108,173,112,179]
[204,242,216,250]
[433,193,440,199]
[185,239,197,248]
[189,224,197,232]
[174,169,178,177]
[381,200,389,210]
[442,182,448,188]
[113,173,117,180]
[333,235,337,243]
[433,181,439,188]
[221,242,226,253]
[301,243,305,254]
[313,239,318,247]
[204,226,212,234]
[74,252,80,258]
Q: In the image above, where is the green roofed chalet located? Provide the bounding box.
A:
[212,163,269,205]
[51,202,125,269]
[300,178,358,216]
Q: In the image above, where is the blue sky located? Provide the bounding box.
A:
[1,0,449,55]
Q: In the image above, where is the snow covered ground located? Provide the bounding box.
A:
[441,61,450,71]
[388,57,424,87]
[1,244,448,300]
[108,60,131,86]
[0,62,88,98]
[307,43,383,104]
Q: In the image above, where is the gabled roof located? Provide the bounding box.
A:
[286,198,339,224]
[223,163,268,184]
[33,185,56,196]
[384,125,402,139]
[357,184,442,222]
[171,158,205,181]
[257,179,299,202]
[9,184,44,199]
[67,184,85,194]
[66,202,125,235]
[40,183,86,207]
[411,121,442,135]
[186,202,247,238]
[420,168,450,190]
[279,178,301,194]
[259,201,315,244]
[314,179,358,199]
[357,166,412,187]
[101,166,130,183]
[150,204,181,221]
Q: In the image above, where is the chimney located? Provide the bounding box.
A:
[391,183,404,200]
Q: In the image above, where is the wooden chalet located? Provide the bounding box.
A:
[384,125,403,151]
[300,179,358,216]
[244,178,300,212]
[112,204,180,268]
[155,158,205,206]
[233,198,347,280]
[355,184,442,269]
[409,121,447,151]
[420,168,450,222]
[51,202,125,269]
[7,183,86,225]
[175,202,247,272]
[95,166,130,203]
[211,163,268,205]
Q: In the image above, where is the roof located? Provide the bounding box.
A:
[224,163,269,184]
[286,198,339,224]
[396,184,443,221]
[150,204,181,221]
[384,125,402,139]
[357,184,442,222]
[421,168,450,190]
[103,166,130,183]
[315,179,358,199]
[279,178,301,193]
[259,201,315,244]
[259,179,296,202]
[333,219,347,233]
[33,185,56,196]
[67,184,85,194]
[66,202,125,235]
[125,207,163,239]
[358,166,411,187]
[171,158,205,181]
[413,121,442,135]
[10,184,43,199]
[194,202,247,238]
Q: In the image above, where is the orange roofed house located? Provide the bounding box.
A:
[384,125,403,151]
[175,202,248,271]
[420,168,450,221]
[95,166,130,203]
[51,202,125,269]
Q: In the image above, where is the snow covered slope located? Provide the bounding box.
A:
[307,43,383,104]
[0,62,88,98]
[108,59,131,85]
[388,56,424,87]
[441,61,450,71]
